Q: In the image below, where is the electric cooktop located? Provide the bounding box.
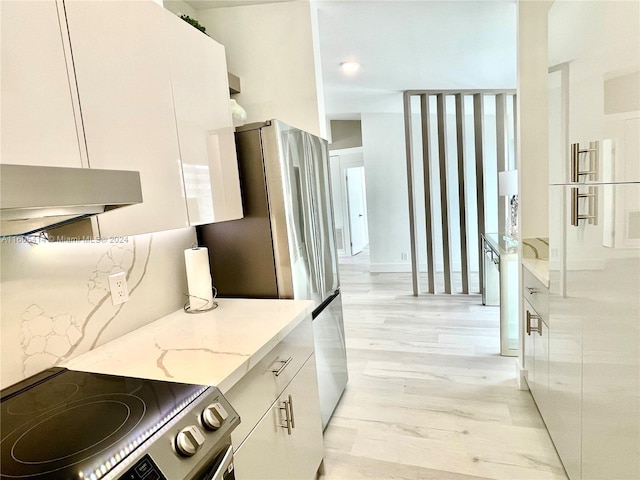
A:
[0,367,224,480]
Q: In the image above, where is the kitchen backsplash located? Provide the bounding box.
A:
[0,227,197,389]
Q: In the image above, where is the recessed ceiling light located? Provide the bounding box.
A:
[340,61,360,75]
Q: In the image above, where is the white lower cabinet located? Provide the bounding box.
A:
[233,404,289,479]
[233,357,324,480]
[524,298,549,414]
[226,318,324,480]
[547,280,582,480]
[523,267,549,405]
[279,356,324,480]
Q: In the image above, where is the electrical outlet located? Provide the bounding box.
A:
[401,252,408,261]
[108,271,129,306]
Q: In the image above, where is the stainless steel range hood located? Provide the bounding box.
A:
[0,164,142,236]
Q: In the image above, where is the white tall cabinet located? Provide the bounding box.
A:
[532,2,640,479]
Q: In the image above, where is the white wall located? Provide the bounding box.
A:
[198,1,322,137]
[362,101,501,278]
[361,112,412,272]
[0,227,196,388]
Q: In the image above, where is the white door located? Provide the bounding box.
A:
[346,166,368,255]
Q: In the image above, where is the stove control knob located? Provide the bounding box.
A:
[175,425,205,457]
[202,402,228,431]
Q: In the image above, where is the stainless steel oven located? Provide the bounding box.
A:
[0,368,240,480]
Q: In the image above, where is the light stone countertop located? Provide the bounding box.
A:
[62,298,314,393]
[522,258,550,288]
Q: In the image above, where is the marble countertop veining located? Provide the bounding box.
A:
[62,298,314,393]
[522,237,550,287]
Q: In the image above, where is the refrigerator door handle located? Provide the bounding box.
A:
[304,133,325,297]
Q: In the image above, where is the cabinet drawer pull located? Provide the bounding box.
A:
[288,394,295,429]
[526,287,537,295]
[272,357,293,377]
[526,310,542,336]
[279,398,292,435]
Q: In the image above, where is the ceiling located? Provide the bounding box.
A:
[184,0,517,119]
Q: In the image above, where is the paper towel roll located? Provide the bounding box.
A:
[184,247,214,311]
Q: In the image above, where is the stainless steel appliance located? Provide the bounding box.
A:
[0,164,142,236]
[197,119,348,429]
[0,367,240,480]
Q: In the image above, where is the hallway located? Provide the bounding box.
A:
[320,255,566,479]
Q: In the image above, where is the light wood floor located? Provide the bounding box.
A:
[320,253,567,480]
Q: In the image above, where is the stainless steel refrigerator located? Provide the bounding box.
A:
[196,119,348,429]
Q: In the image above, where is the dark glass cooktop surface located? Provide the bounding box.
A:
[0,368,207,479]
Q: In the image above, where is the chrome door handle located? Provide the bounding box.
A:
[279,398,292,435]
[571,187,578,226]
[571,187,597,227]
[571,143,579,183]
[272,357,293,377]
[526,310,542,336]
[570,142,598,183]
[288,394,295,429]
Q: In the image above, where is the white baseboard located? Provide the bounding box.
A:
[369,263,412,273]
[369,263,483,274]
[516,362,529,391]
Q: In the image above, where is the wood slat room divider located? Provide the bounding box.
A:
[403,90,517,295]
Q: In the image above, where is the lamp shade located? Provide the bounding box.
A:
[498,170,518,196]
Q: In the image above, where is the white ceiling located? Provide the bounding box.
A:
[316,1,517,118]
[185,0,517,119]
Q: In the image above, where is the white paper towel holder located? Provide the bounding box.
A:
[184,243,218,314]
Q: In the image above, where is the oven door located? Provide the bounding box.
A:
[194,445,235,480]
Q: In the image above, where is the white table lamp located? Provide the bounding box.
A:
[499,170,519,237]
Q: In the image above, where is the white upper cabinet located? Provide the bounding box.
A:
[2,0,241,237]
[0,0,82,167]
[63,0,189,237]
[164,11,243,225]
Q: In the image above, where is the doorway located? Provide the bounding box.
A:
[346,166,368,255]
[329,150,369,257]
